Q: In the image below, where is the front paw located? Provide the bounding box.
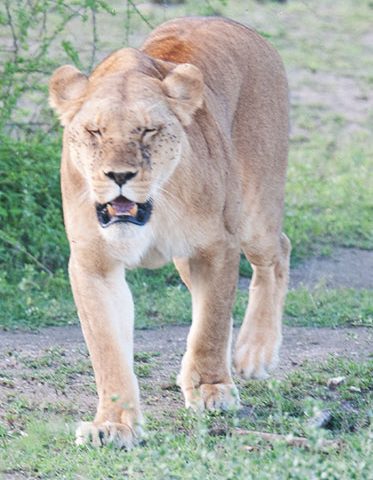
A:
[234,332,281,379]
[75,420,142,449]
[179,379,240,412]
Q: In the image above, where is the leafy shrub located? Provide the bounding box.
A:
[0,134,66,277]
[0,266,75,330]
[0,0,116,133]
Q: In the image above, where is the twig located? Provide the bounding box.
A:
[50,0,86,18]
[125,0,131,45]
[128,0,154,30]
[299,0,325,21]
[5,0,18,61]
[0,233,53,276]
[89,6,98,70]
[234,429,342,450]
[38,8,48,40]
[35,7,85,62]
[9,68,51,74]
[6,121,52,128]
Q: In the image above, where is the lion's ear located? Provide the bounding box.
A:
[162,63,204,126]
[49,65,88,126]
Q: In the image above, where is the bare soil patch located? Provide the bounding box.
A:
[289,69,372,137]
[239,248,373,291]
[1,324,372,423]
[289,248,373,289]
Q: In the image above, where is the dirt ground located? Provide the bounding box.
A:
[288,248,373,289]
[239,247,373,290]
[1,323,372,421]
[1,248,372,421]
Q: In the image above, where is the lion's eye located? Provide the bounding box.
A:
[141,127,159,143]
[86,127,102,138]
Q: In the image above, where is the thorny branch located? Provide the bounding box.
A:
[1,0,157,132]
[0,233,53,276]
[89,6,98,70]
[128,0,154,30]
[5,0,18,61]
[234,429,343,450]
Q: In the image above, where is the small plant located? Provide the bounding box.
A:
[0,0,117,133]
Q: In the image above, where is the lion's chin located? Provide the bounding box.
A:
[95,195,152,228]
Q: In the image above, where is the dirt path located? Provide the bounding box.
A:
[239,248,373,290]
[289,248,373,289]
[1,325,372,421]
[1,248,372,421]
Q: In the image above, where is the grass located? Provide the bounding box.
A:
[2,262,372,330]
[286,131,373,261]
[0,347,157,402]
[2,243,373,330]
[284,287,373,328]
[1,357,372,479]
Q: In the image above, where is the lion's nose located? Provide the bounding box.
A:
[105,171,138,187]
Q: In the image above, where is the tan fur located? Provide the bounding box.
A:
[49,17,291,448]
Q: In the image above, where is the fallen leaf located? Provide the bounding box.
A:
[327,376,346,389]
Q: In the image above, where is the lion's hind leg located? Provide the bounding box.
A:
[234,233,291,379]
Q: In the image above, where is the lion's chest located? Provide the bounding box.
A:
[139,224,194,268]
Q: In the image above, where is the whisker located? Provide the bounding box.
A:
[154,194,183,221]
[145,101,163,114]
[153,184,183,205]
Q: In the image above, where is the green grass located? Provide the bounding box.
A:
[0,348,158,400]
[14,347,94,394]
[133,270,373,329]
[2,262,372,330]
[1,358,372,479]
[286,131,373,261]
[284,287,373,328]
[0,267,76,330]
[1,251,373,330]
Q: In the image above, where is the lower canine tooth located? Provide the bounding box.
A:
[129,205,138,216]
[107,204,116,216]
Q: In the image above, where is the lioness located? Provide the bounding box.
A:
[49,17,291,448]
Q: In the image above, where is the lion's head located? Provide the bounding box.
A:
[49,49,203,228]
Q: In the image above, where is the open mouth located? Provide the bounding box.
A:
[96,195,152,228]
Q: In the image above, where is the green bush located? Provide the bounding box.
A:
[0,134,66,277]
[0,0,116,133]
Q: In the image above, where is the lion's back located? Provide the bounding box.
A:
[142,17,288,141]
[144,20,284,102]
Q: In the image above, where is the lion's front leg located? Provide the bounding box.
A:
[69,253,142,449]
[177,246,241,412]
